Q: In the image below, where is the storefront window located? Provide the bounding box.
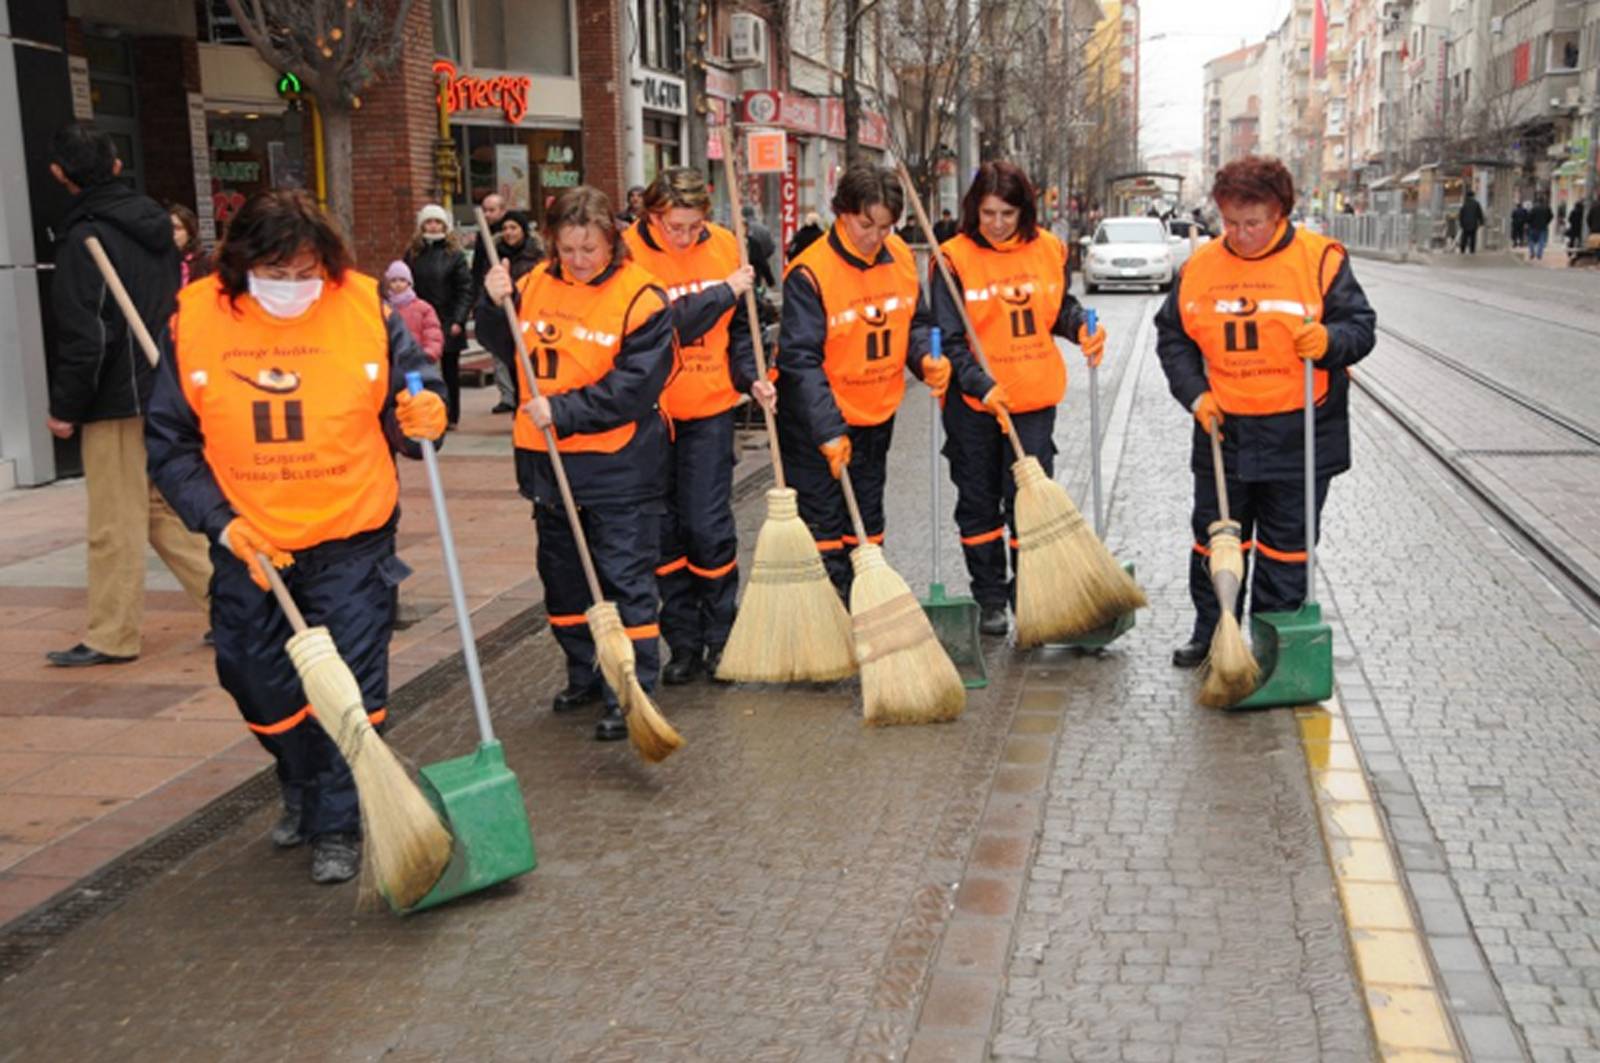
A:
[434,0,461,63]
[207,111,305,230]
[469,0,573,76]
[642,115,680,187]
[452,125,583,221]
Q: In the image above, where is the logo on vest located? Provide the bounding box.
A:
[1214,297,1259,316]
[229,367,302,394]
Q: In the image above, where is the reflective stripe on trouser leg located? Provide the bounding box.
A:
[210,533,400,837]
[1247,474,1332,616]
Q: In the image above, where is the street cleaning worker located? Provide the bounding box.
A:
[931,160,1106,637]
[476,186,674,741]
[777,162,948,597]
[622,166,773,686]
[1155,155,1375,670]
[145,189,447,884]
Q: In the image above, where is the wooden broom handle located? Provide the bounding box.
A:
[84,237,161,369]
[716,126,786,488]
[477,208,606,605]
[891,160,1026,464]
[261,561,309,633]
[1207,420,1232,524]
[838,467,871,550]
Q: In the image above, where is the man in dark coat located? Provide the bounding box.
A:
[43,123,211,667]
[1457,189,1484,254]
[1527,198,1554,260]
[786,211,825,261]
[742,205,778,288]
[1510,202,1528,247]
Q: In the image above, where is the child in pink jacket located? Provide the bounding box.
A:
[384,260,444,361]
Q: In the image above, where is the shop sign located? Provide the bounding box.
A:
[780,142,799,260]
[642,72,686,116]
[740,91,889,148]
[186,93,215,244]
[68,56,93,121]
[704,66,740,101]
[746,129,787,174]
[433,59,532,125]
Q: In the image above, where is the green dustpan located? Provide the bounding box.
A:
[1229,356,1332,710]
[399,374,536,912]
[920,330,987,689]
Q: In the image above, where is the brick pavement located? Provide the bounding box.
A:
[0,292,1384,1062]
[0,384,602,929]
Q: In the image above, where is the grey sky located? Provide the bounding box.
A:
[1138,0,1292,157]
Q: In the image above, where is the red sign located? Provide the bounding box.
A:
[740,90,889,149]
[1512,42,1531,87]
[780,140,799,264]
[433,59,532,125]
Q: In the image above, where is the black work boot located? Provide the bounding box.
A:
[595,704,628,742]
[1171,639,1208,669]
[978,605,1009,637]
[309,832,361,884]
[552,681,603,714]
[662,649,703,686]
[704,644,730,684]
[270,802,307,849]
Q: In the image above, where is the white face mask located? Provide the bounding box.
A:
[248,273,324,318]
[422,231,446,243]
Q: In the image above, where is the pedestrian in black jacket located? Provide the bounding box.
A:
[1568,201,1585,249]
[1586,198,1600,247]
[1457,189,1484,254]
[1528,198,1554,260]
[479,209,545,413]
[1510,202,1528,247]
[786,211,825,261]
[742,205,778,288]
[42,123,212,668]
[405,204,474,425]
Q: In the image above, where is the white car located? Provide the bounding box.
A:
[1081,217,1176,293]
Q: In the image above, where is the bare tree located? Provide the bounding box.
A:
[224,0,416,231]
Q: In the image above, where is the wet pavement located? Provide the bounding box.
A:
[6,261,1600,1060]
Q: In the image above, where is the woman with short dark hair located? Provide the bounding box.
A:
[930,160,1106,637]
[145,188,447,885]
[476,185,675,741]
[1154,155,1376,670]
[776,163,948,597]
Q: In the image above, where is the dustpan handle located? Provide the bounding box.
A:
[1085,309,1103,539]
[407,372,496,745]
[929,327,942,587]
[1303,355,1316,606]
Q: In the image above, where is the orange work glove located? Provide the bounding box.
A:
[982,383,1014,434]
[1293,320,1329,361]
[1193,392,1224,433]
[395,388,447,441]
[1078,321,1107,367]
[920,355,952,398]
[820,436,852,480]
[221,517,292,592]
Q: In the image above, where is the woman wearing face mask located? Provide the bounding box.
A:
[777,162,946,598]
[476,186,674,742]
[481,210,545,413]
[145,189,447,886]
[931,160,1106,638]
[1155,155,1375,670]
[621,167,767,685]
[405,204,473,426]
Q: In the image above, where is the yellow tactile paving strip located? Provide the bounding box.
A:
[1297,700,1464,1061]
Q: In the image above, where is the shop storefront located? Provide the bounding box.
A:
[434,58,583,220]
[639,70,686,186]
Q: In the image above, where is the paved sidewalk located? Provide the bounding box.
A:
[0,383,761,930]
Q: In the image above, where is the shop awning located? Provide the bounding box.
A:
[1399,169,1422,186]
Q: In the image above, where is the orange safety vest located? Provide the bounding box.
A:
[939,231,1070,414]
[787,228,920,427]
[511,259,667,454]
[1177,228,1343,416]
[174,274,397,551]
[622,220,742,421]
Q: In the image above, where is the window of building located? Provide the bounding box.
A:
[642,114,680,186]
[467,0,573,76]
[435,0,461,63]
[1551,30,1579,72]
[451,124,583,222]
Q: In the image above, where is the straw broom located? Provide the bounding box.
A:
[834,469,965,725]
[1198,420,1261,707]
[712,127,856,683]
[82,237,453,910]
[892,162,1146,647]
[478,210,682,762]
